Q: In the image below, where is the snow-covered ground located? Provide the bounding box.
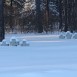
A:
[0,34,77,77]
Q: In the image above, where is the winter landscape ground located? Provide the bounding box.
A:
[0,33,77,77]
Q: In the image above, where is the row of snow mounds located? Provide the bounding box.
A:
[0,37,29,46]
[59,31,77,39]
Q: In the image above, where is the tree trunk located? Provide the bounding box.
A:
[64,0,68,32]
[44,0,49,33]
[58,0,63,31]
[35,0,43,33]
[0,0,5,41]
[9,0,13,32]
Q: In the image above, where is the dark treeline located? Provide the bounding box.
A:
[58,0,77,32]
[0,0,77,41]
[4,0,59,33]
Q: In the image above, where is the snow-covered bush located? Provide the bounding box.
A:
[0,40,9,46]
[20,39,29,46]
[9,37,19,46]
[59,34,65,39]
[59,32,65,39]
[65,31,72,39]
[0,36,30,47]
[73,33,77,39]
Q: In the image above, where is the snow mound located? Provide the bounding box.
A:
[59,34,65,39]
[10,37,19,46]
[0,39,9,46]
[65,31,72,39]
[59,31,73,39]
[59,32,66,39]
[73,33,77,39]
[20,39,30,46]
[0,37,30,46]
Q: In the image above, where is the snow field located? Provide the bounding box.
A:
[0,33,77,77]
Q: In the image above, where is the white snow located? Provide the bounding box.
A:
[0,33,77,77]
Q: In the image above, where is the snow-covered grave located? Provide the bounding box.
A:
[0,33,77,77]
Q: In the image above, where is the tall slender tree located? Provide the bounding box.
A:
[64,0,68,32]
[0,0,4,41]
[9,0,13,31]
[44,0,50,32]
[58,0,63,31]
[74,0,77,32]
[35,0,43,33]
